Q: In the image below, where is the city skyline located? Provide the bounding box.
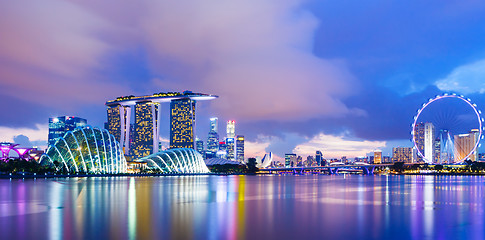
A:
[2,1,485,161]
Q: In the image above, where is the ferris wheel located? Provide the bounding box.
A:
[412,93,484,164]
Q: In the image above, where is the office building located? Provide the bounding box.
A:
[236,135,245,162]
[48,116,87,146]
[285,153,297,167]
[107,104,132,154]
[392,147,414,163]
[226,137,235,161]
[132,101,159,159]
[454,129,479,161]
[414,122,425,162]
[207,118,219,155]
[316,151,323,165]
[106,91,217,159]
[170,98,196,149]
[374,150,382,164]
[195,138,204,155]
[424,122,435,162]
[227,120,235,138]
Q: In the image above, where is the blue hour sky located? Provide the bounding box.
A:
[1,0,485,160]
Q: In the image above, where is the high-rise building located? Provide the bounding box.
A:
[170,98,196,149]
[285,154,297,167]
[414,122,425,162]
[207,118,219,154]
[434,137,441,163]
[226,137,235,161]
[48,116,87,146]
[210,117,218,133]
[106,91,217,159]
[392,147,414,163]
[316,151,323,165]
[132,101,160,159]
[454,129,479,161]
[373,150,382,164]
[195,138,204,156]
[236,135,244,162]
[227,120,235,138]
[424,122,435,162]
[107,104,132,154]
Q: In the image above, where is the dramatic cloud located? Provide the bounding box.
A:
[435,59,485,94]
[0,124,48,148]
[0,1,128,110]
[135,0,358,121]
[293,133,386,158]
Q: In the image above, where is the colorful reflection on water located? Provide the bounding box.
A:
[0,175,484,239]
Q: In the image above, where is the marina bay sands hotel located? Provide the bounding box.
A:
[106,91,218,159]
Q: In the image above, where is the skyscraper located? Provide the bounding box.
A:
[374,150,382,164]
[132,101,159,159]
[236,135,245,162]
[107,104,132,154]
[226,120,235,138]
[170,98,196,149]
[316,151,323,165]
[48,116,87,146]
[285,154,296,167]
[195,138,204,155]
[106,91,217,159]
[454,129,479,161]
[210,117,218,132]
[424,122,435,162]
[207,118,219,155]
[414,122,425,162]
[226,137,235,161]
[392,147,414,163]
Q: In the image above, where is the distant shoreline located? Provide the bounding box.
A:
[2,172,485,179]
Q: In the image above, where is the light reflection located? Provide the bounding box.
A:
[0,175,484,239]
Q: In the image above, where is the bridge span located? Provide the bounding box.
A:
[259,164,396,175]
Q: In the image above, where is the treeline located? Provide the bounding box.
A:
[0,158,55,174]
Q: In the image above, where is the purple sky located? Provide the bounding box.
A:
[2,0,485,161]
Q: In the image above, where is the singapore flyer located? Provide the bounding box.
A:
[412,93,484,164]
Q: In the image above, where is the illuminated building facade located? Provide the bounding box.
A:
[132,101,159,159]
[392,147,414,163]
[106,91,217,160]
[285,153,296,167]
[373,150,382,164]
[454,129,479,161]
[107,104,132,154]
[316,151,323,165]
[227,120,235,138]
[195,138,204,155]
[40,126,127,174]
[140,148,209,173]
[48,116,87,146]
[226,137,235,161]
[414,122,425,162]
[207,118,219,155]
[170,98,196,149]
[236,135,245,162]
[424,122,435,162]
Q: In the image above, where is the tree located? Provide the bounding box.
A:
[434,164,444,171]
[246,158,259,174]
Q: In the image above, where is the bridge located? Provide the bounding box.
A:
[258,164,396,175]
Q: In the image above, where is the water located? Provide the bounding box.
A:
[0,174,484,240]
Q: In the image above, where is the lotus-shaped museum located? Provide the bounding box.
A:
[139,148,210,173]
[40,126,127,174]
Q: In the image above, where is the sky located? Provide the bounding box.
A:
[1,0,485,162]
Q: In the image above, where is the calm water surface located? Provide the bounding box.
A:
[0,175,484,240]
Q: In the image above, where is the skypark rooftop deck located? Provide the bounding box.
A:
[106,91,218,106]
